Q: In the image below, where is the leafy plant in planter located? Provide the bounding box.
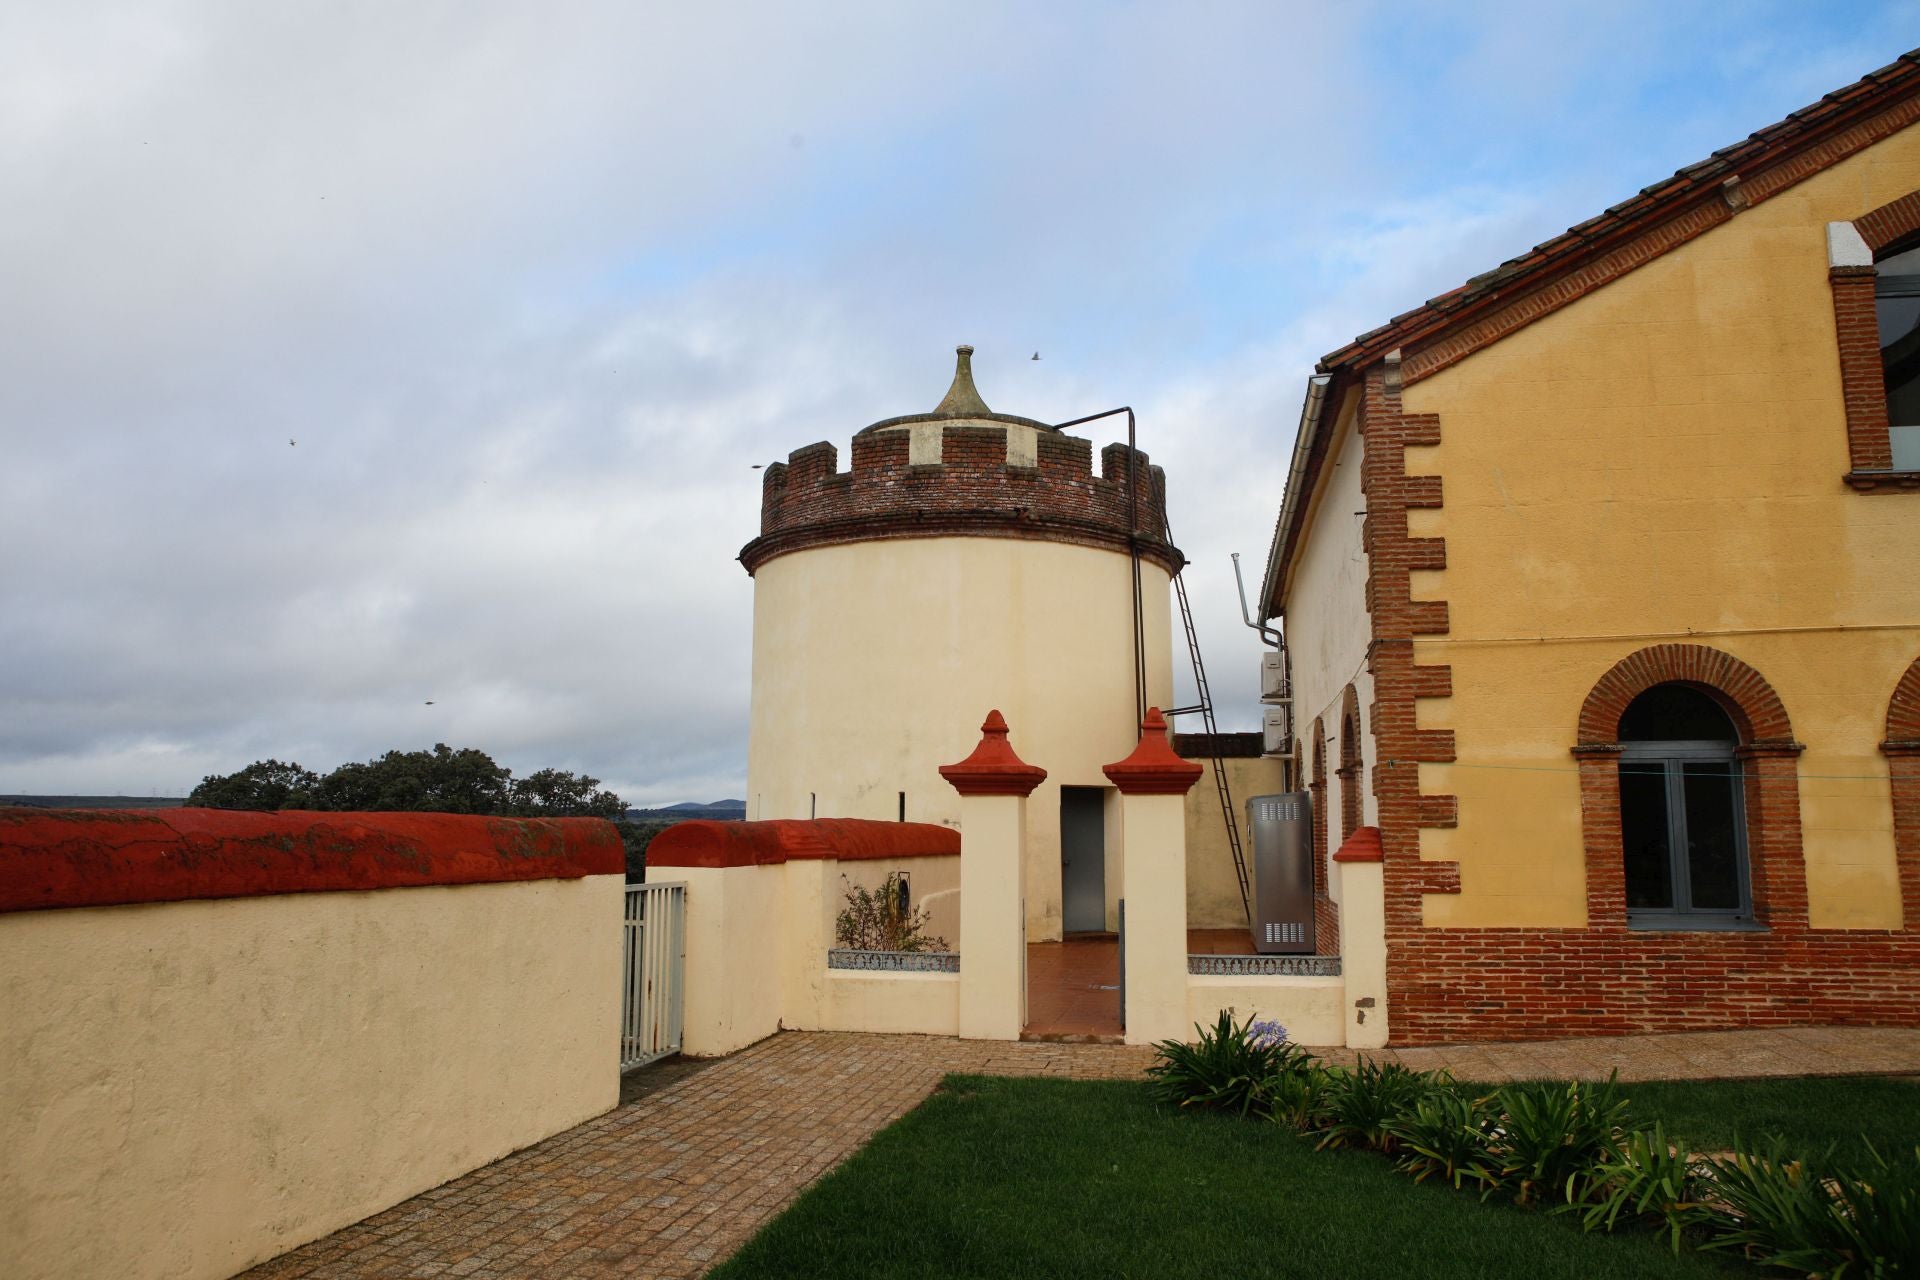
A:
[1147,1011,1312,1120]
[834,873,948,952]
[1311,1058,1439,1154]
[1492,1076,1631,1208]
[1387,1088,1506,1194]
[1268,1062,1336,1132]
[1569,1123,1715,1251]
[1699,1138,1920,1276]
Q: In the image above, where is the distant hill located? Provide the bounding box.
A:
[1,795,187,809]
[623,800,746,822]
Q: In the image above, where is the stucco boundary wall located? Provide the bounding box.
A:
[0,807,626,1280]
[1176,827,1390,1051]
[649,818,962,1055]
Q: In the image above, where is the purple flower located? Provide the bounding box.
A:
[1248,1019,1289,1048]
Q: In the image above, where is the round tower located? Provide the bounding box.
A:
[740,346,1181,940]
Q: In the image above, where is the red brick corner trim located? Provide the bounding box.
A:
[1358,362,1460,904]
[1886,654,1920,927]
[646,818,960,869]
[939,709,1048,797]
[0,807,624,915]
[1102,708,1204,795]
[1333,826,1383,863]
[1573,644,1806,931]
[1830,187,1920,488]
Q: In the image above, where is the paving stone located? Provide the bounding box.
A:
[240,1026,1920,1279]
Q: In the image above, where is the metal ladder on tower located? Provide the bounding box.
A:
[1165,515,1253,924]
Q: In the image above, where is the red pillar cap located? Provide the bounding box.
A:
[1102,708,1204,795]
[939,709,1048,797]
[1333,825,1384,863]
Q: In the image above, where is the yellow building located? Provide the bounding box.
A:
[1262,52,1920,1043]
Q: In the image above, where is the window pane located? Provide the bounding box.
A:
[1878,293,1920,427]
[1619,761,1673,910]
[1618,684,1737,742]
[1682,761,1742,911]
[1877,244,1920,276]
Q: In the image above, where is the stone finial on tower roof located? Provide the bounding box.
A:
[933,344,993,418]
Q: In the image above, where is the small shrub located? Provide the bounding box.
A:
[1387,1088,1506,1195]
[1570,1123,1715,1251]
[1147,1011,1310,1120]
[1699,1138,1920,1276]
[834,873,948,952]
[1312,1058,1441,1154]
[1268,1062,1336,1132]
[1493,1076,1631,1208]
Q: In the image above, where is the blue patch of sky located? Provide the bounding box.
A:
[555,4,1915,367]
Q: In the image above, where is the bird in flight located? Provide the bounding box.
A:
[1031,352,1041,361]
[424,700,435,706]
[289,439,296,446]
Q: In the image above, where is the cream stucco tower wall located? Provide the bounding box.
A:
[742,348,1179,940]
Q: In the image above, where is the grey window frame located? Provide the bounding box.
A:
[1618,738,1758,931]
[1875,251,1920,465]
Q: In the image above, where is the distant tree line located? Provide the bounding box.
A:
[188,744,651,878]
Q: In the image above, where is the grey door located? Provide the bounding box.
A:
[1060,787,1106,933]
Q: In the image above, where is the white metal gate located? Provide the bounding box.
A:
[621,882,685,1071]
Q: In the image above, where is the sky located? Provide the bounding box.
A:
[3,1,1916,805]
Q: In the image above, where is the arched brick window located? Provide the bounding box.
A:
[1309,717,1327,874]
[1573,644,1806,932]
[1886,655,1920,927]
[1337,684,1363,841]
[1826,189,1920,490]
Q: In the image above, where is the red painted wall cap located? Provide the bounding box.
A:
[0,807,624,915]
[1102,708,1205,795]
[647,817,960,869]
[938,710,1048,797]
[1333,825,1385,863]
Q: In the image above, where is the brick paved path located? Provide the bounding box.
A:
[242,1026,1920,1280]
[239,1033,1153,1280]
[1337,1023,1920,1083]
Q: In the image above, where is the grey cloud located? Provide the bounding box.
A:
[1,1,1887,802]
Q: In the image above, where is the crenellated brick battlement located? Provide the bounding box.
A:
[738,421,1182,575]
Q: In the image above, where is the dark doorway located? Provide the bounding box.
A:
[1060,787,1106,933]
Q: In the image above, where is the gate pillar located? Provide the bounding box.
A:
[941,710,1047,1041]
[1105,709,1203,1045]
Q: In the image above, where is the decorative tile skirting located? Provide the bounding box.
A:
[1188,954,1342,978]
[828,949,960,973]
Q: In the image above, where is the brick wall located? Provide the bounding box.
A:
[1357,356,1920,1042]
[1830,183,1920,486]
[1889,656,1920,928]
[740,426,1181,575]
[1173,732,1265,759]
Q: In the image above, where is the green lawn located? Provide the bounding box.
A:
[1615,1074,1920,1157]
[709,1076,1740,1280]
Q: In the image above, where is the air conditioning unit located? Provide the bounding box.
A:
[1261,705,1291,755]
[1259,650,1286,701]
